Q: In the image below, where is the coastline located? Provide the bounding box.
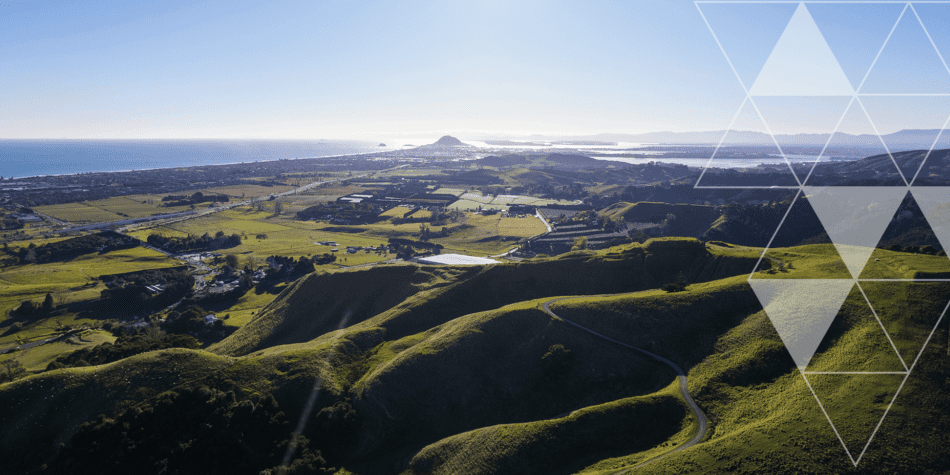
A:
[0,139,395,180]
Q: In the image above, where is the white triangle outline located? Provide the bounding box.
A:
[694,2,798,94]
[694,96,802,189]
[755,95,854,185]
[804,281,909,373]
[750,3,854,96]
[858,3,950,94]
[801,372,907,466]
[801,186,909,278]
[861,281,950,368]
[858,95,950,185]
[802,97,905,186]
[799,296,950,466]
[852,96,912,186]
[749,279,855,369]
[694,1,950,468]
[909,187,950,252]
[805,2,907,91]
[911,2,950,80]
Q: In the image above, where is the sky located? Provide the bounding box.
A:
[2,0,950,139]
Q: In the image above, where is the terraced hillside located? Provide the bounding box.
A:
[1,239,948,474]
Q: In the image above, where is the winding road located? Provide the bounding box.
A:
[541,296,708,472]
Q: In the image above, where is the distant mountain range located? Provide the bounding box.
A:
[490,129,950,147]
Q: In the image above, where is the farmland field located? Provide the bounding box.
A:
[83,196,194,219]
[34,202,124,223]
[380,206,413,218]
[1,330,116,371]
[218,287,285,328]
[131,199,550,261]
[0,245,180,350]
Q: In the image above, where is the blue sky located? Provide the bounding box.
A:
[2,1,949,139]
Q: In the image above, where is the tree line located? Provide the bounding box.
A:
[146,231,241,253]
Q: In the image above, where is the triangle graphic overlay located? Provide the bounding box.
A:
[806,100,904,186]
[750,279,854,369]
[807,2,907,90]
[750,3,854,96]
[754,96,852,183]
[695,98,800,187]
[910,187,950,253]
[862,281,950,365]
[860,95,950,184]
[696,2,799,90]
[860,5,950,93]
[803,283,906,373]
[803,373,906,465]
[914,2,950,72]
[802,187,908,278]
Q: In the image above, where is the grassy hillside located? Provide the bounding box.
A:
[215,238,760,357]
[601,202,722,237]
[405,381,691,475]
[633,310,950,474]
[211,264,476,356]
[342,302,674,473]
[2,240,948,474]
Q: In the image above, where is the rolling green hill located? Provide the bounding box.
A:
[214,238,759,357]
[1,240,948,474]
[601,202,723,237]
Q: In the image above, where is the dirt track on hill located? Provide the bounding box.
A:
[541,295,707,473]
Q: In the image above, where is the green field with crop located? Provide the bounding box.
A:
[1,330,117,371]
[0,246,179,350]
[130,201,550,260]
[34,202,125,223]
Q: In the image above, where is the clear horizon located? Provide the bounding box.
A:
[3,1,950,139]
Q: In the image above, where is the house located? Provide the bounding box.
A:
[204,314,217,325]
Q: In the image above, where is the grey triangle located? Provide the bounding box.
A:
[750,3,854,96]
[750,279,855,369]
[802,187,908,278]
[910,187,950,252]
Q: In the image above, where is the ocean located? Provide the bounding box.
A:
[0,140,397,179]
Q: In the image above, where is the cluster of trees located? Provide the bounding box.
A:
[10,293,56,320]
[417,223,452,241]
[392,207,461,227]
[262,255,316,282]
[0,359,27,383]
[296,202,387,224]
[161,192,229,207]
[44,387,333,474]
[0,214,23,230]
[662,273,690,293]
[161,305,225,341]
[46,331,200,371]
[541,344,575,383]
[314,253,337,265]
[388,238,443,259]
[146,231,241,253]
[7,231,139,264]
[552,210,600,228]
[99,268,193,315]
